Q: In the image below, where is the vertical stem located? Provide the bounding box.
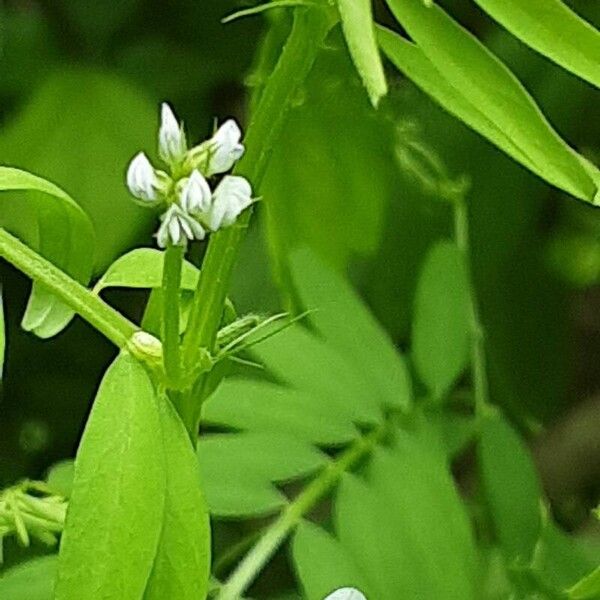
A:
[453,198,490,419]
[162,244,184,387]
[181,6,334,372]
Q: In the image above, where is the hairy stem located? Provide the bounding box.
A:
[181,6,334,371]
[216,423,389,600]
[0,227,138,348]
[162,244,184,387]
[453,199,490,418]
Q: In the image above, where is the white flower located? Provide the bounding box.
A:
[156,204,206,248]
[158,102,187,165]
[126,152,161,204]
[324,589,367,600]
[179,170,211,216]
[205,119,245,176]
[208,175,253,231]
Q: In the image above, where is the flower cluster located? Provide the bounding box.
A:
[126,103,253,248]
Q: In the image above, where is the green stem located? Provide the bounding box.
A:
[216,422,389,600]
[453,199,490,419]
[181,6,334,370]
[0,227,138,348]
[162,244,184,387]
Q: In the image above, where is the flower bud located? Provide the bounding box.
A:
[208,175,253,231]
[158,103,187,166]
[205,119,245,176]
[179,169,211,216]
[156,204,206,248]
[126,152,162,204]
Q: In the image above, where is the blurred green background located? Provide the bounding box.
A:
[0,0,599,566]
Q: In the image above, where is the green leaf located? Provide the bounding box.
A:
[568,565,600,600]
[473,0,600,89]
[337,0,387,106]
[203,377,359,446]
[0,166,95,338]
[290,248,412,412]
[144,394,210,600]
[412,241,470,400]
[534,521,596,593]
[55,353,165,600]
[293,435,478,599]
[379,0,599,203]
[93,248,200,293]
[0,555,57,600]
[293,520,369,600]
[197,432,327,517]
[199,248,412,518]
[479,413,542,565]
[0,68,157,270]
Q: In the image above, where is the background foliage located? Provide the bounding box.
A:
[0,0,599,598]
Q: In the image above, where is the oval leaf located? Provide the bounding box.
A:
[473,0,600,89]
[0,166,94,337]
[380,0,599,203]
[412,241,470,400]
[0,555,57,600]
[479,413,542,565]
[93,248,199,294]
[337,0,387,106]
[55,352,165,600]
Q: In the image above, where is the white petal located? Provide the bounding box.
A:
[126,152,158,202]
[206,119,245,176]
[210,175,253,229]
[156,218,170,249]
[180,169,212,215]
[168,215,181,245]
[323,588,367,600]
[158,102,187,164]
[185,215,206,240]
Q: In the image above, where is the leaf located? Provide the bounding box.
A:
[93,248,200,293]
[144,394,211,600]
[411,241,471,400]
[293,435,478,599]
[0,166,95,338]
[203,377,359,446]
[568,565,600,600]
[197,432,327,517]
[0,555,57,600]
[337,0,387,106]
[479,413,542,565]
[293,520,369,600]
[55,353,165,600]
[290,248,412,412]
[472,0,600,89]
[198,248,413,518]
[379,0,599,203]
[0,68,157,270]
